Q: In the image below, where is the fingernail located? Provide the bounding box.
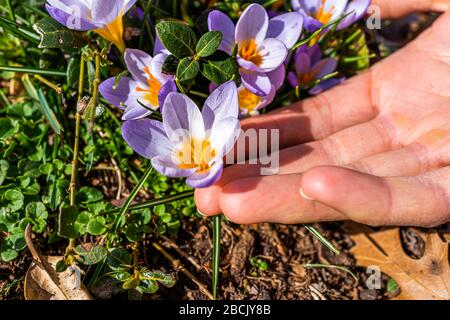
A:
[197,209,206,217]
[432,2,449,11]
[300,188,314,201]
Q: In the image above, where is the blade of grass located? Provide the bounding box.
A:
[5,0,15,21]
[110,166,154,235]
[302,224,340,255]
[21,74,63,135]
[102,190,194,214]
[212,215,221,300]
[0,66,66,77]
[303,263,358,282]
[0,16,40,43]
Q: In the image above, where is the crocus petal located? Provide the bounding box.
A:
[152,154,197,178]
[235,3,268,45]
[298,0,321,14]
[291,0,302,11]
[240,69,272,96]
[309,77,345,95]
[158,79,177,112]
[124,49,153,84]
[123,0,138,13]
[202,81,239,132]
[209,117,240,157]
[339,0,371,29]
[267,12,303,50]
[328,0,349,20]
[186,161,224,188]
[287,71,299,88]
[122,105,152,120]
[302,15,323,32]
[295,53,312,75]
[268,65,286,90]
[208,10,236,55]
[45,3,99,30]
[92,0,123,24]
[237,56,264,73]
[150,53,172,84]
[257,38,288,72]
[162,93,205,143]
[312,58,337,79]
[122,119,171,159]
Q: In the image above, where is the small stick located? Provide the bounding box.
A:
[152,242,213,300]
[160,235,202,271]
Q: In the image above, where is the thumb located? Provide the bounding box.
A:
[372,0,450,18]
[300,166,450,227]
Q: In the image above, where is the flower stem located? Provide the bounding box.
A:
[87,52,101,132]
[212,215,221,300]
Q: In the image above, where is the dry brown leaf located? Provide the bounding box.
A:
[351,228,450,300]
[24,225,92,300]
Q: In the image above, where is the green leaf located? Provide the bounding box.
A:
[2,189,24,212]
[0,118,18,140]
[33,17,87,49]
[0,160,9,186]
[57,206,79,239]
[387,278,399,293]
[107,248,132,271]
[78,187,104,204]
[141,268,176,288]
[140,280,159,294]
[86,218,106,236]
[162,55,179,75]
[0,243,18,262]
[155,21,197,59]
[196,31,222,58]
[55,259,68,272]
[122,277,140,290]
[67,57,81,88]
[75,244,108,265]
[201,57,238,85]
[176,57,199,81]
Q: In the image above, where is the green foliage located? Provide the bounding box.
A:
[196,31,223,58]
[33,17,87,50]
[156,21,197,59]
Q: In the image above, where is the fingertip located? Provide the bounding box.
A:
[301,166,345,203]
[194,186,223,216]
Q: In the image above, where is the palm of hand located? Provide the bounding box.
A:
[195,11,450,227]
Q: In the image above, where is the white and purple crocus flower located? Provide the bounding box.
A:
[288,44,343,95]
[291,0,371,32]
[99,49,177,120]
[122,81,240,188]
[45,0,137,52]
[208,3,303,96]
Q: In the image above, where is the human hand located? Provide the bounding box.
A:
[195,0,450,227]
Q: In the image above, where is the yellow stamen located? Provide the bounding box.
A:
[94,10,126,52]
[135,66,162,106]
[315,0,335,24]
[177,138,216,173]
[238,38,263,66]
[238,88,261,113]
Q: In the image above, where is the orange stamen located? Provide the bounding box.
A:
[177,139,217,173]
[315,0,335,24]
[238,88,261,113]
[135,66,162,107]
[238,38,263,66]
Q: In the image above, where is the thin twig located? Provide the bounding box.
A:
[160,235,202,271]
[152,242,214,300]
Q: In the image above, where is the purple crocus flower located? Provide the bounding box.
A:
[208,4,303,96]
[287,44,344,95]
[122,81,240,188]
[99,49,177,120]
[45,0,137,52]
[291,0,371,32]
